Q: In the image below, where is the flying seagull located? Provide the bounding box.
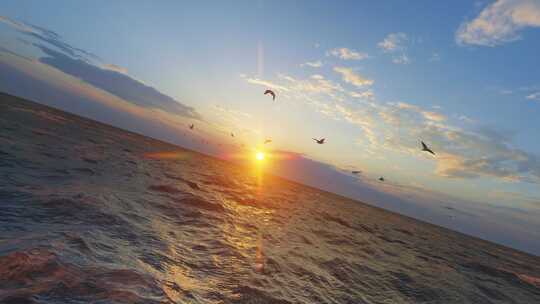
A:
[189,124,194,130]
[312,138,325,144]
[231,132,235,137]
[264,139,272,144]
[421,141,435,155]
[264,89,276,101]
[379,177,385,182]
[351,171,361,175]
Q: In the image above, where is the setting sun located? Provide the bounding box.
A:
[256,151,265,161]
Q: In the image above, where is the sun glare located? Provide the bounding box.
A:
[256,151,265,161]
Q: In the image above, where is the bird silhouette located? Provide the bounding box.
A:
[231,132,234,137]
[264,139,272,144]
[264,89,276,100]
[379,177,385,182]
[351,171,361,175]
[313,138,325,144]
[421,141,435,155]
[189,124,194,130]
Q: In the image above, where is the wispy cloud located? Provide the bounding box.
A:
[387,104,540,182]
[243,61,540,184]
[327,48,369,60]
[245,77,290,92]
[36,45,200,118]
[378,32,408,52]
[392,54,411,65]
[101,63,128,74]
[0,15,37,33]
[333,67,374,87]
[422,110,447,122]
[349,90,374,100]
[377,32,411,64]
[458,115,475,123]
[0,16,98,60]
[301,60,323,68]
[0,15,199,119]
[526,92,540,101]
[456,0,540,46]
[318,90,539,183]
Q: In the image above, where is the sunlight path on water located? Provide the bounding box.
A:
[1,96,540,303]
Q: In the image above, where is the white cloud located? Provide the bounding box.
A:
[279,74,297,82]
[102,63,128,74]
[458,115,475,123]
[243,69,540,184]
[288,74,345,95]
[333,67,374,87]
[422,110,447,122]
[302,60,323,68]
[334,98,540,183]
[327,48,369,60]
[378,32,408,52]
[378,33,412,64]
[392,54,411,65]
[349,90,374,100]
[245,77,289,92]
[456,0,540,46]
[245,72,347,107]
[0,15,38,34]
[526,92,540,101]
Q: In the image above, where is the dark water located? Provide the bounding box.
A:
[1,93,539,303]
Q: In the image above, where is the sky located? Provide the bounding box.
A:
[1,0,540,254]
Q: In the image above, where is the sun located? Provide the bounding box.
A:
[255,151,265,161]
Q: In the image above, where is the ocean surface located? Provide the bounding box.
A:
[1,93,539,303]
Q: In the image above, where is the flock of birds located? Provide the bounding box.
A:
[188,89,437,182]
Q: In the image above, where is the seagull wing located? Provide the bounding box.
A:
[264,90,276,100]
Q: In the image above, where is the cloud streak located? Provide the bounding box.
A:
[378,32,408,52]
[301,60,323,68]
[526,92,540,101]
[456,0,540,46]
[333,67,374,87]
[0,15,199,119]
[243,56,540,185]
[36,45,200,119]
[327,48,368,60]
[245,77,290,92]
[392,53,411,65]
[378,32,411,64]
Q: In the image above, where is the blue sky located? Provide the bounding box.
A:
[1,1,540,253]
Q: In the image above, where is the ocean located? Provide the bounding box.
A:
[1,93,539,303]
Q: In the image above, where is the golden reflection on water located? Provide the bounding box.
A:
[156,169,276,300]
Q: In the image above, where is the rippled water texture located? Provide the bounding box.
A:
[1,93,540,303]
